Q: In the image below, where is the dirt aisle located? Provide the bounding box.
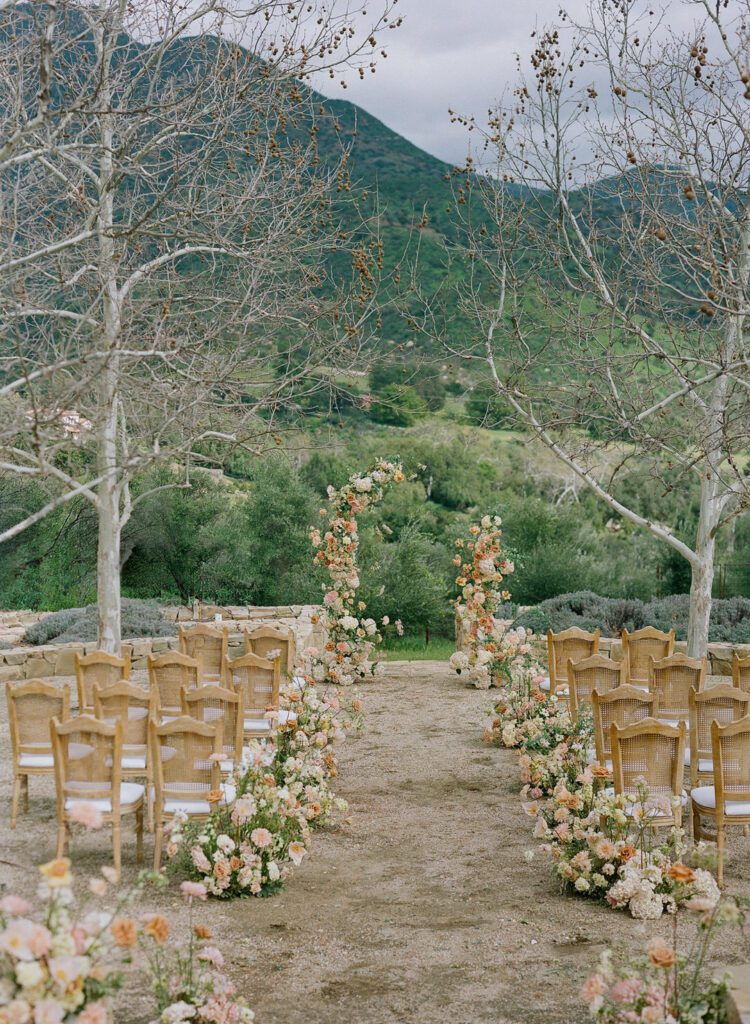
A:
[3,661,748,1023]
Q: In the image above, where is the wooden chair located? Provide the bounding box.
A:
[543,627,600,698]
[649,653,706,725]
[688,685,750,790]
[591,684,655,770]
[244,625,295,679]
[51,715,144,879]
[181,684,244,772]
[732,653,750,693]
[150,716,228,870]
[75,651,130,713]
[7,680,70,828]
[692,715,750,886]
[610,718,686,829]
[148,652,199,719]
[568,654,625,723]
[621,627,675,686]
[93,681,156,828]
[178,624,228,683]
[226,652,281,740]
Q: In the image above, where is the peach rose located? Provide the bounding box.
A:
[648,937,676,969]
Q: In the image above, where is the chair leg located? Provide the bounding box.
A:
[10,774,22,829]
[153,824,163,871]
[692,804,702,842]
[135,807,144,865]
[147,770,154,833]
[56,822,68,858]
[112,821,121,882]
[21,775,29,814]
[717,823,725,889]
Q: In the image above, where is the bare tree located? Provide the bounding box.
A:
[437,0,750,655]
[0,0,400,650]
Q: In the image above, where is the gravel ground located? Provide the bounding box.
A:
[3,661,750,1024]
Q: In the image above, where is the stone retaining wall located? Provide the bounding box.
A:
[0,604,324,681]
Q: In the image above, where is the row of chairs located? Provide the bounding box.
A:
[73,622,296,711]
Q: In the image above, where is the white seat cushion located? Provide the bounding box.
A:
[244,718,272,732]
[538,677,568,696]
[682,748,713,772]
[163,783,235,816]
[691,786,750,815]
[122,755,147,771]
[19,753,54,769]
[65,782,144,813]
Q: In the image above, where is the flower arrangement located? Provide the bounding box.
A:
[144,881,255,1023]
[581,899,744,1022]
[483,682,569,750]
[306,459,405,687]
[528,781,719,920]
[167,683,347,899]
[0,852,255,1024]
[449,515,542,689]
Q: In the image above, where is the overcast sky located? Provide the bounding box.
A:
[310,0,695,165]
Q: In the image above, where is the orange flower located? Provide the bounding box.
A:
[39,858,72,888]
[206,790,223,804]
[194,924,213,940]
[143,915,170,945]
[533,690,547,704]
[590,764,611,778]
[666,863,696,885]
[618,843,636,863]
[111,918,137,947]
[648,938,676,969]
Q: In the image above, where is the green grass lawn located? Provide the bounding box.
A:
[380,634,454,661]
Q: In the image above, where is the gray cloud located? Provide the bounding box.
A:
[310,0,701,165]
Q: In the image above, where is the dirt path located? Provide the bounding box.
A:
[3,661,750,1023]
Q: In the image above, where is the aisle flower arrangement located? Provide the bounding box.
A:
[307,459,405,688]
[449,515,542,689]
[167,683,345,899]
[581,900,742,1022]
[0,853,255,1024]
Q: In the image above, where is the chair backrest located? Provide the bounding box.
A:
[181,685,243,762]
[689,685,750,787]
[712,715,750,808]
[547,628,600,693]
[150,716,221,807]
[732,653,750,693]
[227,652,280,715]
[649,653,706,722]
[568,654,625,721]
[93,681,154,749]
[610,717,685,800]
[178,624,228,682]
[621,627,675,683]
[51,714,122,811]
[75,651,131,711]
[244,625,295,678]
[147,653,199,711]
[7,680,70,762]
[591,684,655,763]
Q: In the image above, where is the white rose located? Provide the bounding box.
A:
[267,861,280,881]
[216,834,235,853]
[16,961,45,989]
[354,476,373,492]
[340,615,358,631]
[449,652,469,672]
[364,618,377,635]
[162,1002,197,1024]
[574,877,590,892]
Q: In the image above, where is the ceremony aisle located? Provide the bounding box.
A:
[4,662,750,1023]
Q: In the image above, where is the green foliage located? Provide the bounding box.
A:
[513,591,750,642]
[464,387,511,429]
[369,383,428,426]
[24,599,175,645]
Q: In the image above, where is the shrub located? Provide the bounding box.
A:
[369,384,428,427]
[25,598,176,645]
[513,591,750,642]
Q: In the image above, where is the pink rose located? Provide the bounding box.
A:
[179,881,207,901]
[251,828,273,850]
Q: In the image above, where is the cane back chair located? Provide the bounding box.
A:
[226,652,281,740]
[610,718,686,829]
[178,624,228,683]
[732,653,750,694]
[544,627,600,698]
[75,651,131,714]
[244,625,295,680]
[568,654,625,723]
[181,684,244,772]
[649,653,706,725]
[692,715,750,886]
[621,627,675,686]
[51,715,144,878]
[591,685,655,771]
[147,652,199,719]
[7,680,70,828]
[688,685,750,790]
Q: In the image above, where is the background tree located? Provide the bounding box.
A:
[0,0,400,650]
[439,0,750,655]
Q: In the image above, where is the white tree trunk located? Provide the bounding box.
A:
[96,464,122,654]
[686,473,721,659]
